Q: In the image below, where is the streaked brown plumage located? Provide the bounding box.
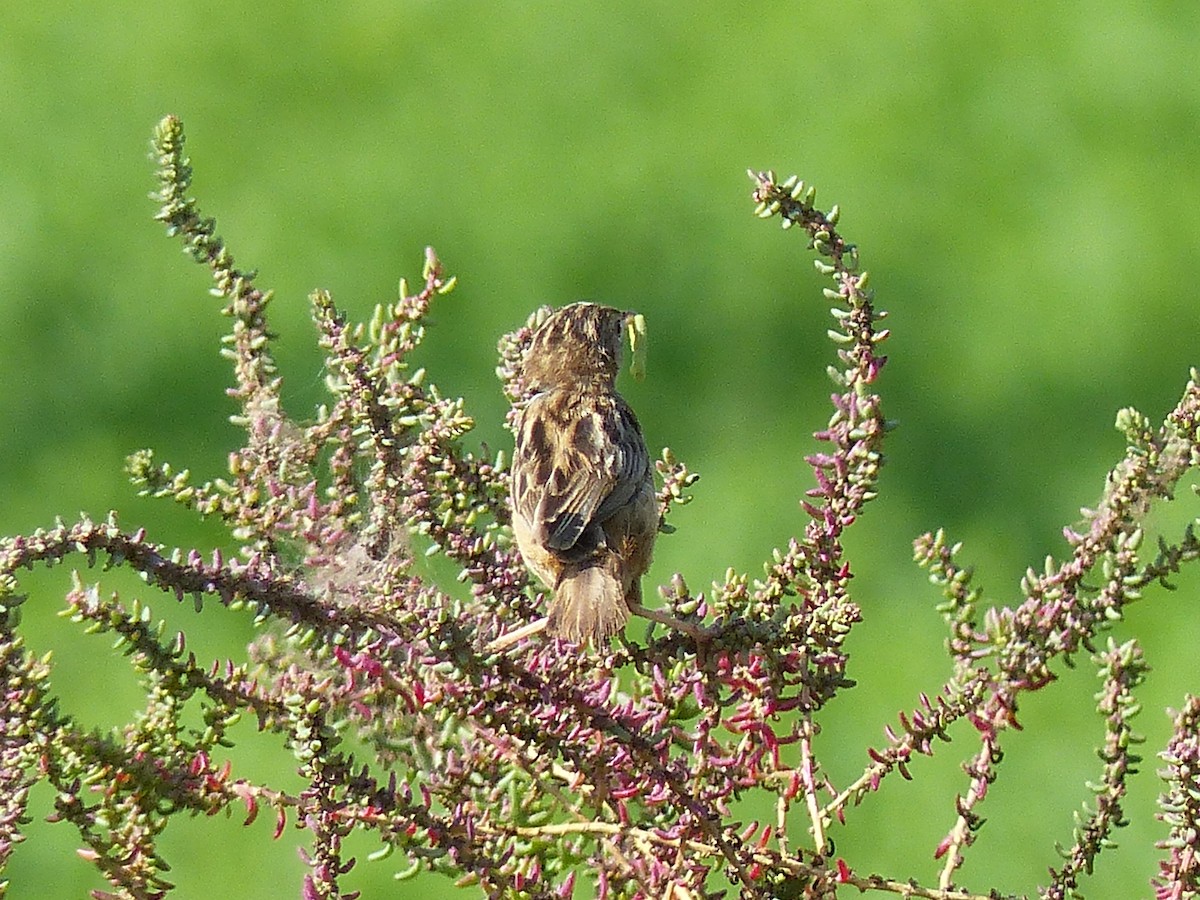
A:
[509,302,657,643]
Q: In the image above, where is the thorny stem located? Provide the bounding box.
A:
[799,718,826,852]
[1044,639,1146,900]
[937,735,1001,889]
[821,670,992,822]
[479,821,1025,900]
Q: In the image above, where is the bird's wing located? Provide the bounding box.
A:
[513,393,647,554]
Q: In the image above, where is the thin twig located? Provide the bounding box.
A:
[798,718,825,852]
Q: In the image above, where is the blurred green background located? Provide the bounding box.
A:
[3,3,1199,898]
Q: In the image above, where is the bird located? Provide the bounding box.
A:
[508,302,657,644]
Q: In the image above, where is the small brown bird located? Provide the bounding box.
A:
[509,302,657,643]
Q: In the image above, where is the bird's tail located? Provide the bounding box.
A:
[547,560,629,644]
